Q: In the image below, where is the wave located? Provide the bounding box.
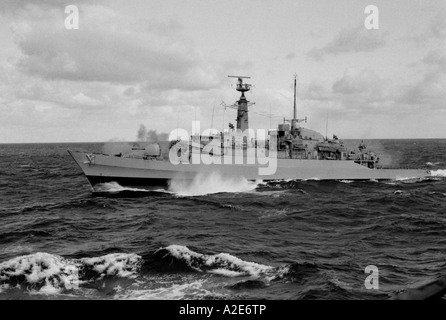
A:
[155,245,274,278]
[426,162,442,166]
[0,252,142,294]
[429,191,446,197]
[394,190,411,196]
[168,172,260,196]
[92,182,171,198]
[94,182,152,193]
[153,245,319,283]
[431,169,446,177]
[259,209,289,219]
[0,247,322,297]
[93,173,260,197]
[115,279,224,300]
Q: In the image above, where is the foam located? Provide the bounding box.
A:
[169,172,259,196]
[0,252,79,293]
[426,162,442,166]
[259,209,288,219]
[162,245,274,278]
[0,284,10,293]
[0,252,142,294]
[431,169,446,177]
[429,192,446,197]
[116,278,224,300]
[81,253,142,279]
[94,182,150,193]
[208,269,245,277]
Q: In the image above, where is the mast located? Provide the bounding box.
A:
[289,73,306,131]
[228,75,252,132]
[293,73,297,123]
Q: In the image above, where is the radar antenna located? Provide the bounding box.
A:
[226,76,254,131]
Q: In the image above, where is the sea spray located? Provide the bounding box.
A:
[160,245,274,277]
[94,182,150,193]
[168,172,260,196]
[431,169,446,177]
[0,252,142,294]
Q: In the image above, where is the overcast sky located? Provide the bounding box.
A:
[0,0,445,143]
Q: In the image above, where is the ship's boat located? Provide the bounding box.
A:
[68,75,430,190]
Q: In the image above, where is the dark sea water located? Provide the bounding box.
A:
[0,139,445,300]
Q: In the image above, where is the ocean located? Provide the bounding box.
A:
[0,139,445,300]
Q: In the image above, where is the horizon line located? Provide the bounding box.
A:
[1,137,446,145]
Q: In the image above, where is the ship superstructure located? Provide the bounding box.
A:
[68,75,430,190]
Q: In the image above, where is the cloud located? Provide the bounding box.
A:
[0,3,232,143]
[332,69,388,100]
[421,50,446,70]
[304,69,389,105]
[399,71,446,108]
[0,0,99,14]
[285,52,296,60]
[11,5,221,91]
[307,26,386,61]
[302,57,446,122]
[408,8,446,45]
[430,12,446,39]
[399,51,446,109]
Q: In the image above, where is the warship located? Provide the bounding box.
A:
[68,75,430,190]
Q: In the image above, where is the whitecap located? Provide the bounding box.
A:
[431,169,446,177]
[94,182,150,193]
[162,245,274,278]
[114,279,223,300]
[168,172,259,196]
[0,252,142,295]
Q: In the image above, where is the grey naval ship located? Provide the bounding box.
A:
[69,75,430,190]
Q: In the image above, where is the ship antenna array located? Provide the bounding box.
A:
[222,76,291,127]
[228,75,252,92]
[286,73,307,129]
[293,73,297,120]
[228,75,251,79]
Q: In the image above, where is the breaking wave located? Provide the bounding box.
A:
[156,245,273,277]
[94,182,151,193]
[430,169,446,177]
[0,252,142,294]
[168,172,260,196]
[153,245,318,283]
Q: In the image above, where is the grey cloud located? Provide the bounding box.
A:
[422,50,446,70]
[399,51,446,109]
[12,5,222,91]
[285,52,296,60]
[399,70,446,109]
[307,26,386,61]
[332,69,386,99]
[430,10,446,39]
[304,64,445,116]
[409,9,446,44]
[0,0,100,15]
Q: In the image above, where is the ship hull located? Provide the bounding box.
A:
[68,150,430,190]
